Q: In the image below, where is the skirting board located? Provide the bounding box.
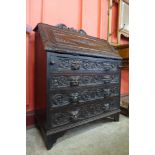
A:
[26,111,35,129]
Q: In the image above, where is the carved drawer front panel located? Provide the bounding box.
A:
[49,85,119,108]
[48,53,120,73]
[49,73,119,89]
[50,97,119,128]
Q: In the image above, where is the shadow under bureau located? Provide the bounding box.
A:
[34,23,122,149]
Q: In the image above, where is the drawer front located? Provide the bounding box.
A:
[50,97,119,128]
[48,53,120,73]
[49,73,119,89]
[48,85,120,108]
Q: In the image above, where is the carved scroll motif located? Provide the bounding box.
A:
[56,24,87,35]
[50,86,119,107]
[50,56,119,72]
[49,74,119,89]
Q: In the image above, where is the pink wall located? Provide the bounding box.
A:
[121,69,129,95]
[26,0,129,112]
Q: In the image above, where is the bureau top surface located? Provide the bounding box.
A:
[34,23,122,60]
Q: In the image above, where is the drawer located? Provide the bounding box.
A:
[48,52,120,73]
[48,85,120,108]
[50,97,119,128]
[49,73,119,90]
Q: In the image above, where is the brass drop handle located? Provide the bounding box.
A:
[70,76,80,86]
[70,93,79,103]
[104,103,110,110]
[50,60,55,65]
[103,63,112,71]
[103,75,111,83]
[71,60,81,70]
[70,110,79,121]
[104,89,110,96]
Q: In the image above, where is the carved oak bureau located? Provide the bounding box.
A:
[34,23,122,149]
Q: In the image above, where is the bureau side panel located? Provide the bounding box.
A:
[118,60,122,108]
[35,31,47,127]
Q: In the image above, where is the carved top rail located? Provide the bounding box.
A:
[56,24,87,35]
